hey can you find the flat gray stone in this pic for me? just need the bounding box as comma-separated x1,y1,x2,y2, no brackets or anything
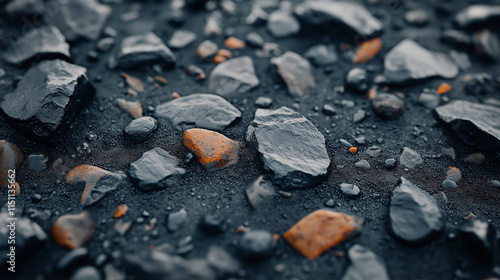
267,10,300,38
341,245,389,280
304,44,338,66
168,30,197,49
271,51,315,96
208,56,260,96
399,147,423,169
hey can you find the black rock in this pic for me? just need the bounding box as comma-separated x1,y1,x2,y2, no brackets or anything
5,0,44,21
440,29,472,47
155,94,241,131
254,97,273,108
0,59,95,139
246,32,264,48
167,209,187,232
208,56,259,96
434,100,500,152
459,218,497,263
294,1,383,37
267,9,300,38
464,73,496,96
108,32,176,69
382,39,458,85
3,25,70,65
473,29,500,61
206,246,241,276
455,5,500,28
49,0,111,41
239,230,274,261
83,171,126,206
246,107,330,190
124,116,158,143
340,183,361,198
404,9,429,26
56,248,89,273
304,44,338,66
121,250,216,280
246,175,275,210
341,244,389,280
271,51,315,96
27,154,48,172
128,148,186,191
186,0,208,9
372,93,404,119
346,68,368,92
389,177,445,244
168,30,197,49
31,194,42,203
70,266,101,280
200,214,227,235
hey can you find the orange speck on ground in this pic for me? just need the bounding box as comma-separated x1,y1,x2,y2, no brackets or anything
117,98,143,118
437,83,452,94
353,38,382,64
154,75,167,84
273,234,280,241
283,210,362,260
217,49,233,58
367,88,377,100
213,55,227,64
348,147,358,154
172,92,182,99
121,73,144,92
183,128,240,171
66,165,112,205
114,204,128,218
224,37,246,49
52,212,94,250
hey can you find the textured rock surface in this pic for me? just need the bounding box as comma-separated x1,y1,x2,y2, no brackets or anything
341,245,390,280
304,44,338,66
399,147,423,169
247,107,330,190
208,56,259,96
271,51,315,96
0,59,95,139
155,94,241,131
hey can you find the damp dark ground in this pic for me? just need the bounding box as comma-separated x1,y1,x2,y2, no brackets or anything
0,0,500,280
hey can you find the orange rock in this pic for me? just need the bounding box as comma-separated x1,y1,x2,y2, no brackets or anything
154,75,167,85
367,87,377,100
283,210,362,259
52,212,94,250
114,204,128,218
348,147,358,154
183,128,240,171
278,190,292,198
0,140,24,194
463,152,485,165
217,49,233,58
66,165,112,205
172,92,182,99
225,37,246,49
446,166,462,183
353,38,382,64
121,73,144,92
437,83,452,94
117,98,143,118
213,55,227,64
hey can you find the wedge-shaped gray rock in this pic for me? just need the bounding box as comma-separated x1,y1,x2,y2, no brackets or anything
341,245,390,280
155,94,241,131
246,175,275,210
399,147,423,169
390,177,445,244
128,148,186,191
83,171,127,206
247,107,330,190
271,51,315,96
209,56,259,96
109,32,176,69
0,59,95,139
383,39,458,85
267,10,300,38
4,25,70,65
455,5,500,28
49,0,111,41
294,1,383,37
434,100,500,152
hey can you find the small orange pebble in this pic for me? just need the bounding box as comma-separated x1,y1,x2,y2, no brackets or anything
367,87,377,100
154,75,167,84
121,73,144,92
52,212,95,250
464,213,477,220
117,98,143,118
348,147,358,154
283,210,362,260
217,49,233,58
462,74,472,82
128,88,138,96
353,38,382,64
273,233,280,241
213,55,227,64
13,182,21,196
145,217,157,231
114,204,128,218
66,165,114,205
278,190,292,198
183,128,240,171
437,83,452,94
236,225,250,233
224,36,246,49
172,92,182,99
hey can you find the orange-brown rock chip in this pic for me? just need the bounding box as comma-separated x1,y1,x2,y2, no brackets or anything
67,165,112,205
0,140,24,194
183,128,239,171
283,210,362,259
353,38,382,64
117,98,143,118
52,212,95,249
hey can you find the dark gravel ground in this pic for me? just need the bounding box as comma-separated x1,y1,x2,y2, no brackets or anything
0,0,499,279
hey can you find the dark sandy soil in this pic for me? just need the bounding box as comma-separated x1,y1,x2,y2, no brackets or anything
0,0,499,279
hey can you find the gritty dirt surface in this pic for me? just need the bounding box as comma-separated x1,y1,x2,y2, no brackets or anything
0,0,500,279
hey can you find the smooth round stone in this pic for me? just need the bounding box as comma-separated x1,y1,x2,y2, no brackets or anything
239,230,274,260
385,158,396,168
124,116,157,143
442,179,457,188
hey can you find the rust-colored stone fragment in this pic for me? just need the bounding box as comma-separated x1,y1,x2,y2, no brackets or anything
0,140,24,194
225,37,246,49
183,128,239,171
349,147,358,154
437,83,452,94
114,204,128,218
446,166,462,183
353,38,382,64
121,73,144,92
67,165,112,205
283,210,362,259
52,212,94,250
214,55,227,64
117,98,143,118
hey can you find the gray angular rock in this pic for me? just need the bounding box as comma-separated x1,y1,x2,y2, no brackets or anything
459,218,497,263
82,171,126,206
353,109,366,123
304,44,338,66
341,245,389,280
124,116,158,143
434,100,500,152
28,154,48,172
399,147,423,169
365,146,381,157
167,209,187,232
247,107,330,190
246,32,264,48
271,51,315,96
267,10,300,38
418,92,440,109
455,5,500,28
354,160,370,170
372,93,404,119
473,29,500,61
3,25,70,65
49,0,111,41
390,177,445,244
206,246,240,276
155,94,241,131
168,30,197,49
239,230,274,261
340,183,361,198
128,148,186,191
488,180,500,188
346,68,368,92
108,32,176,69
246,175,275,210
294,1,383,37
382,39,458,85
0,59,95,139
208,56,260,96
